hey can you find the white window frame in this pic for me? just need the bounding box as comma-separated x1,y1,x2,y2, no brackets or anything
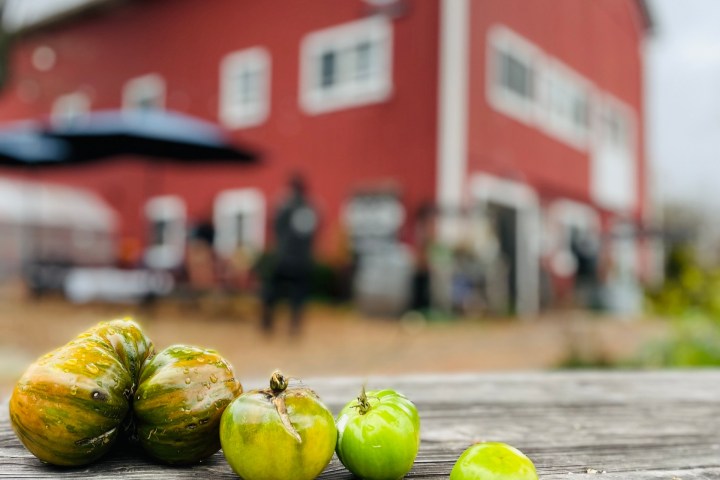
487,24,598,153
590,93,637,212
539,58,592,151
300,16,393,115
486,25,542,125
213,188,265,257
144,195,186,270
123,74,166,112
51,91,90,126
219,47,271,129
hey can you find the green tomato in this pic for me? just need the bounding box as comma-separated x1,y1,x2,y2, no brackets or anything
335,387,420,480
219,371,336,480
450,442,538,480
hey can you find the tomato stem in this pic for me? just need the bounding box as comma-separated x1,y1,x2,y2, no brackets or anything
270,370,288,394
356,385,371,415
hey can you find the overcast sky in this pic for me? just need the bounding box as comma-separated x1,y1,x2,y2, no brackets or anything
647,0,720,209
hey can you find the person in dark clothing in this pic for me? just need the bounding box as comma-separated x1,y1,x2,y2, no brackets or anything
261,174,318,335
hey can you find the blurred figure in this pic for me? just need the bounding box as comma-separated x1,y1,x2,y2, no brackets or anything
261,173,318,335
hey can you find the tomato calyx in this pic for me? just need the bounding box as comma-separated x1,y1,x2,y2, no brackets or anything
352,385,373,415
263,370,302,443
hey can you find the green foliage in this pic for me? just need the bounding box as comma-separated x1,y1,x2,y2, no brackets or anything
634,314,720,367
558,243,720,369
646,244,720,318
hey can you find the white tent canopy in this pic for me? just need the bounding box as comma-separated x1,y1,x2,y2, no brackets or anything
2,0,114,33
0,178,117,231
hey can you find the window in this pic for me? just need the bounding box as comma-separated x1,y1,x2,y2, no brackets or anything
123,74,165,112
51,91,90,126
599,105,630,152
591,95,636,212
300,17,393,114
488,25,597,152
213,189,265,257
219,47,271,129
144,196,185,269
541,60,592,149
486,25,541,123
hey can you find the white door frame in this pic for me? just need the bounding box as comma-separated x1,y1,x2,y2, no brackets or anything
469,173,540,317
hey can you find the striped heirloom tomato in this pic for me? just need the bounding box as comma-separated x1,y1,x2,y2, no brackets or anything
335,388,421,480
9,319,153,466
220,371,337,480
450,442,538,480
133,345,242,464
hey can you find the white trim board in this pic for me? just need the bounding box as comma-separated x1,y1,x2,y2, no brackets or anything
436,0,470,242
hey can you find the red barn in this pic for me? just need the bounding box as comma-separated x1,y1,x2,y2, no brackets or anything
0,0,654,314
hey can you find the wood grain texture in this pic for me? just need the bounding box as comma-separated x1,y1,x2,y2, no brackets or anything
2,371,720,479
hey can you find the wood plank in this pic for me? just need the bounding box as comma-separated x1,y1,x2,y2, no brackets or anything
2,371,720,478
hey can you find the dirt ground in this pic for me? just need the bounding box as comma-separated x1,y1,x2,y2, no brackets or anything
0,295,667,397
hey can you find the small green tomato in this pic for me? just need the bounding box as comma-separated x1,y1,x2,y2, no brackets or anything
335,387,420,480
450,442,538,480
219,371,336,480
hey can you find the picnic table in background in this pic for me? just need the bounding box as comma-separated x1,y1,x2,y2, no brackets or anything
2,371,719,479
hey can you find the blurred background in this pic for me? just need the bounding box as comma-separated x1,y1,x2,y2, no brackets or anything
0,0,716,394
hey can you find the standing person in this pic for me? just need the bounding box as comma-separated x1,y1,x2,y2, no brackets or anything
261,173,318,335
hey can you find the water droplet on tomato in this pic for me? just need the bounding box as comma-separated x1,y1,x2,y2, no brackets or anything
197,357,205,363
196,393,204,402
70,385,78,395
209,374,218,383
183,368,190,374
86,363,99,374
66,358,78,365
185,377,191,385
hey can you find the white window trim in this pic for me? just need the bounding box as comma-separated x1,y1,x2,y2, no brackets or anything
486,24,543,126
300,16,393,115
219,47,271,129
594,92,637,154
539,58,593,151
487,24,603,154
213,188,265,257
144,195,186,270
123,73,166,112
51,91,90,126
590,93,638,213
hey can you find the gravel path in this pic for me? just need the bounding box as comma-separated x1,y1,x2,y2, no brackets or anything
0,296,666,396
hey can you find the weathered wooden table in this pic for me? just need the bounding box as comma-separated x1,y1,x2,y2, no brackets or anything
2,371,719,479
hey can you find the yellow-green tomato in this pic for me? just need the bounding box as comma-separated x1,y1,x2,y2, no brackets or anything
219,371,336,480
335,388,420,480
450,442,538,480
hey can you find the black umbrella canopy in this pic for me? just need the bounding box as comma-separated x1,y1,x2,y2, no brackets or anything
44,109,258,162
